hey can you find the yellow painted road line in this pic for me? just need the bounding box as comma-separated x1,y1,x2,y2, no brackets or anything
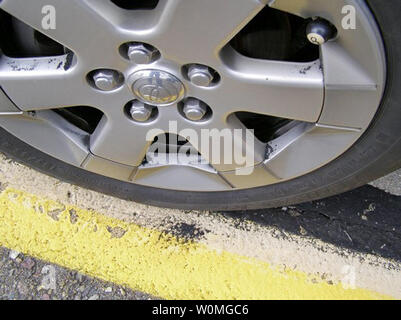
0,188,392,300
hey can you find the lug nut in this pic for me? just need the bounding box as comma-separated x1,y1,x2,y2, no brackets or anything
127,43,159,64
187,65,215,87
182,98,208,121
129,100,154,122
306,18,337,45
92,70,121,91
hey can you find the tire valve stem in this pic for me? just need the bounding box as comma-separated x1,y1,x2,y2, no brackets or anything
306,18,337,45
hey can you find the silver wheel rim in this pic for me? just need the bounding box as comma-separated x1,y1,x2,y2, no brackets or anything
0,0,386,192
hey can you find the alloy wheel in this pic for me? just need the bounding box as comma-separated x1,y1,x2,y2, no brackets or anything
0,0,386,191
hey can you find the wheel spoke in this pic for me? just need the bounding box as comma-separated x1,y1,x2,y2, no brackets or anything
219,163,281,189
209,49,324,122
0,54,135,111
151,0,266,63
0,55,92,110
318,42,383,129
264,123,360,180
173,113,267,172
0,110,89,166
271,0,385,128
220,123,361,188
89,110,161,167
133,165,232,191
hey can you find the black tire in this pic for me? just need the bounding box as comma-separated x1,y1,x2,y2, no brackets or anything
0,0,400,211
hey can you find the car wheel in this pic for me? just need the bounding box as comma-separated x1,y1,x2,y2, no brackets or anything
0,0,400,210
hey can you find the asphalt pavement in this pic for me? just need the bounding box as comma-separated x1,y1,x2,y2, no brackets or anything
0,158,400,299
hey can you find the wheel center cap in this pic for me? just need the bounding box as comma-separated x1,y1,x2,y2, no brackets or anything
128,69,185,106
